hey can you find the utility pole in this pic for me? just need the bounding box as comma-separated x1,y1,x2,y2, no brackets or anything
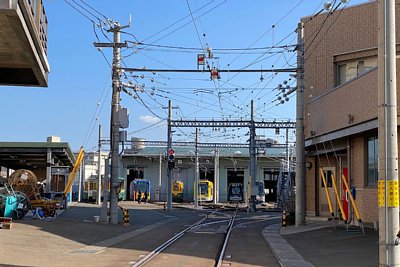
195,128,199,207
249,99,257,211
109,24,122,225
378,1,400,265
295,22,305,226
214,148,219,204
167,100,173,212
97,124,102,206
286,128,290,171
94,22,128,224
158,153,162,202
78,159,83,202
99,156,110,223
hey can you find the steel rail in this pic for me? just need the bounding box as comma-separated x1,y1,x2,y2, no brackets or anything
215,204,239,267
131,210,216,267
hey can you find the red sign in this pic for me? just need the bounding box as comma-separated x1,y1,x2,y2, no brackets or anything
211,68,219,80
197,54,205,65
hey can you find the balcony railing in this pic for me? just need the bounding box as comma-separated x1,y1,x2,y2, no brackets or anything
26,0,48,55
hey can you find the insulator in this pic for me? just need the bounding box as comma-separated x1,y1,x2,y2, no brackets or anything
140,75,144,79
283,93,287,97
285,97,289,102
280,100,285,104
283,80,288,85
324,2,332,11
278,96,282,100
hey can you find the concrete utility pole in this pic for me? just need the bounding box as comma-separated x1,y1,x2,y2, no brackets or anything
214,148,219,204
109,24,122,225
249,99,257,211
195,128,199,207
94,22,128,224
378,1,400,265
99,156,110,223
167,100,173,212
286,128,290,171
78,160,83,202
295,22,305,226
158,153,162,201
97,124,102,206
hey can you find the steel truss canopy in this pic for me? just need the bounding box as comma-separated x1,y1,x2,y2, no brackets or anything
127,140,289,149
171,120,296,129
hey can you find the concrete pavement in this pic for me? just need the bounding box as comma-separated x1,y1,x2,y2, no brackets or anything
263,220,378,267
0,202,379,267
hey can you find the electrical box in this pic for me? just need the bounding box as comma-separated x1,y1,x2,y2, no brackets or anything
119,130,127,142
118,108,129,129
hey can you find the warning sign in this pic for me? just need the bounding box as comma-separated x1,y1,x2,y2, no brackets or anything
378,180,399,207
388,180,399,207
378,180,385,207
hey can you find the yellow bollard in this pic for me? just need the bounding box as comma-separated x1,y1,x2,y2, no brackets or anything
282,210,287,227
122,208,129,226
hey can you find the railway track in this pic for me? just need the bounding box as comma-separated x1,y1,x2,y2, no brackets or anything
131,204,240,267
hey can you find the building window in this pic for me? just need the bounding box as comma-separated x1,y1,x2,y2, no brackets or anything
367,136,379,185
263,169,278,181
320,169,333,188
336,56,377,86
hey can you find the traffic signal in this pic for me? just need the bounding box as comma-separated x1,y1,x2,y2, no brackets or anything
168,149,175,161
168,149,175,169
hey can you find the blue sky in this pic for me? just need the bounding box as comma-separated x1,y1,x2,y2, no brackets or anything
0,0,367,152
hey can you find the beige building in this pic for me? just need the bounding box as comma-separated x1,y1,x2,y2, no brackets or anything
0,0,49,86
301,1,398,226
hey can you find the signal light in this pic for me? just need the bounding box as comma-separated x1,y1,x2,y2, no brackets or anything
168,149,175,161
168,149,175,168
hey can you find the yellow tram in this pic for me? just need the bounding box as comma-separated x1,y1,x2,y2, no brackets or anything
195,180,213,202
172,180,184,202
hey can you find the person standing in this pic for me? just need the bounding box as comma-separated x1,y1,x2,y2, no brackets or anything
137,190,142,204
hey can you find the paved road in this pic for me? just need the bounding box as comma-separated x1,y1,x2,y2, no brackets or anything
0,202,280,267
223,213,281,267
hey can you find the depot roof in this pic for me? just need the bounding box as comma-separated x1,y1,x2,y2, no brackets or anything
0,142,75,171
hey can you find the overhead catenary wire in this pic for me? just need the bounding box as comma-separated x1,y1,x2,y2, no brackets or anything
120,0,318,127
68,0,335,147
140,0,215,43
80,0,111,26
